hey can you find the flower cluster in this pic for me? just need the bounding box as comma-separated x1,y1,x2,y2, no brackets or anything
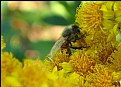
1,1,121,87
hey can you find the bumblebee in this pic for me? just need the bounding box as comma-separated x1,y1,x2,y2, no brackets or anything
49,24,87,59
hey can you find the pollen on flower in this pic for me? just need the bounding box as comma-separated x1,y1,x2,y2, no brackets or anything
50,50,70,71
107,44,121,71
1,52,22,76
87,64,113,87
20,59,48,87
1,1,121,87
85,31,108,51
98,43,116,64
75,2,103,34
71,50,95,76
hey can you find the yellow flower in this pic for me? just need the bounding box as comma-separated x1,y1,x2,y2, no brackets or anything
56,77,75,87
87,64,113,87
1,52,22,87
71,50,95,76
112,71,121,82
100,1,121,42
1,35,6,50
1,52,22,76
50,50,70,71
66,72,84,87
75,1,103,34
98,43,116,64
85,30,108,51
20,59,48,87
2,76,22,87
107,43,121,71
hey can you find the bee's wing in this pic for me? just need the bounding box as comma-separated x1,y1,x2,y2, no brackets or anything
49,36,66,59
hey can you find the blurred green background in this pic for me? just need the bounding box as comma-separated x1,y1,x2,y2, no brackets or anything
1,1,81,61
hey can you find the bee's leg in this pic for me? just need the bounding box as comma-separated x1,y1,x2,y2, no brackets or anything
69,42,88,50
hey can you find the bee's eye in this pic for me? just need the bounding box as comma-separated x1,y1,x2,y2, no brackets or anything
76,29,80,33
73,28,80,34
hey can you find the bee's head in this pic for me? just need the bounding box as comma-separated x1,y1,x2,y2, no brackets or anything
72,24,79,29
62,27,73,37
72,24,80,34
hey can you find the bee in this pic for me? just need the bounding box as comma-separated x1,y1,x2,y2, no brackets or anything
49,24,87,59
112,80,121,87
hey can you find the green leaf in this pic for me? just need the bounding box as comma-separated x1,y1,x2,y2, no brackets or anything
41,14,69,26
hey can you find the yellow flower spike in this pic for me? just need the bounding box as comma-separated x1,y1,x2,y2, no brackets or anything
1,35,6,50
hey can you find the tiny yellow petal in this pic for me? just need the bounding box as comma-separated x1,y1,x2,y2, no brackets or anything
100,5,108,11
112,71,121,81
60,62,73,73
5,76,22,87
103,19,114,29
105,1,114,10
115,17,121,22
103,11,114,19
115,11,121,17
116,32,121,42
113,23,119,35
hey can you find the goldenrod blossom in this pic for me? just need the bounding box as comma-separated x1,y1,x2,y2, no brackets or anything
71,51,95,76
20,59,48,87
1,1,121,87
1,52,22,76
1,52,22,87
107,43,121,71
75,1,103,34
87,64,113,87
50,50,70,71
